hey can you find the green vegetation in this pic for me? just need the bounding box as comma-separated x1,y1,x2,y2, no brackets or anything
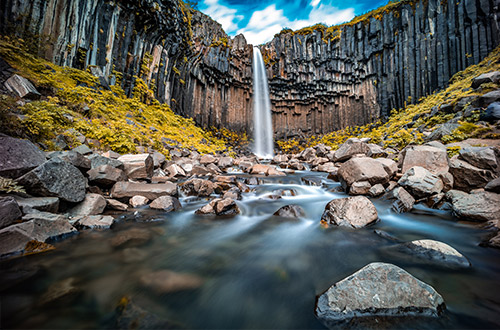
0,36,229,155
210,36,229,48
278,45,500,153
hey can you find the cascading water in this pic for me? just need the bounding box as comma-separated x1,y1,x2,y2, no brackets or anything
252,47,274,159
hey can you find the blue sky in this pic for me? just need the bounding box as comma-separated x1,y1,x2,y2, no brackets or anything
198,0,389,45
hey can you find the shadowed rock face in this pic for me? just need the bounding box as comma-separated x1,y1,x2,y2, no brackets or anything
1,0,499,136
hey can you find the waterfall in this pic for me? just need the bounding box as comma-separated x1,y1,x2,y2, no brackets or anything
252,47,274,159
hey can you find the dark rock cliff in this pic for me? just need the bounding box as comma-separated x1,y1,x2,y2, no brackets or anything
1,0,499,137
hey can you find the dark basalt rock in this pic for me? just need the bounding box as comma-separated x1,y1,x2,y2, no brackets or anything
273,205,305,218
0,135,46,179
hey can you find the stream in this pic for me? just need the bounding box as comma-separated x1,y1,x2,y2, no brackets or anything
1,170,500,329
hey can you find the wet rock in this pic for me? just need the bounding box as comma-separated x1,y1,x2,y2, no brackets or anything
165,164,186,177
398,166,444,199
485,233,500,249
273,205,305,218
200,154,217,165
332,138,370,162
338,157,390,191
69,193,107,216
129,196,149,208
214,175,236,184
180,178,217,197
195,198,240,216
485,177,500,193
18,158,86,203
321,196,378,228
4,74,40,99
472,71,500,88
75,215,115,229
266,166,286,176
0,229,33,257
273,154,289,163
39,277,80,306
449,158,496,192
368,184,385,197
118,154,153,180
107,199,129,211
13,196,59,214
87,154,123,170
0,135,46,179
191,165,217,176
395,239,471,268
115,297,176,329
139,270,203,293
0,196,22,229
4,213,77,243
426,193,446,209
301,176,323,186
318,163,338,173
349,181,371,195
149,196,182,212
315,263,445,325
400,145,449,174
458,147,499,172
446,190,500,222
218,156,234,168
87,165,127,187
248,164,271,174
110,228,152,248
111,182,178,200
389,187,415,213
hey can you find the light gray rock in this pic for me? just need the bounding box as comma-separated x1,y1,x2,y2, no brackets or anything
472,71,500,88
218,156,234,168
398,166,444,198
321,196,378,228
376,158,398,178
5,213,77,242
458,147,499,172
200,154,216,165
315,263,445,324
0,135,46,179
111,182,178,200
149,196,182,212
389,187,415,213
338,157,390,191
449,158,496,192
75,215,115,229
4,74,40,99
87,165,126,187
106,199,128,211
349,181,372,195
165,164,186,177
447,190,500,222
69,193,107,216
0,196,22,229
118,154,154,180
152,152,166,168
273,205,305,218
49,150,91,171
72,144,92,155
333,138,370,162
395,239,471,268
17,158,86,203
129,196,149,208
368,184,385,197
400,145,449,174
87,154,123,170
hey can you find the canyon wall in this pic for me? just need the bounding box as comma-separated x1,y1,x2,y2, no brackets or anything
1,0,500,138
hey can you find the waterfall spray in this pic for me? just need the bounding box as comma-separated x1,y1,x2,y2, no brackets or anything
252,47,274,159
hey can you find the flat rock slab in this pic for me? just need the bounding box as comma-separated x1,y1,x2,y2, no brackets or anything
13,196,59,214
0,135,46,179
447,190,500,222
69,194,107,216
401,145,449,174
75,215,115,229
392,239,471,268
111,182,178,200
321,196,378,228
18,158,86,203
315,263,445,325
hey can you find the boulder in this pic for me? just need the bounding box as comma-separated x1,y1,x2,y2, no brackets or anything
472,71,500,88
4,74,40,99
458,147,499,172
13,196,59,214
118,154,153,180
218,157,234,168
111,182,178,200
376,158,398,178
223,187,241,200
389,187,415,213
195,198,240,216
3,213,77,242
165,164,186,177
446,190,500,222
480,102,500,122
200,154,216,165
87,165,126,187
349,181,371,195
395,239,471,268
149,196,182,212
69,194,107,216
449,158,496,192
72,145,92,155
180,178,217,197
102,150,121,159
367,144,387,158
321,196,378,228
400,145,449,174
273,154,289,163
106,199,128,211
315,263,445,325
338,157,390,191
0,196,22,229
0,135,46,179
273,205,305,218
191,165,217,176
318,163,338,173
18,158,86,203
368,184,385,197
139,270,203,294
75,215,115,229
333,138,370,162
152,152,166,168
398,166,443,198
426,123,459,141
87,154,123,169
129,196,149,208
485,177,500,193
478,89,500,107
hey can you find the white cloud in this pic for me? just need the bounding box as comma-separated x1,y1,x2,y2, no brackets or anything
202,0,243,32
236,3,355,45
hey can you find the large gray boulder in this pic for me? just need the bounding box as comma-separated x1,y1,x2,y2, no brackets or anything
0,196,22,229
458,147,499,172
400,145,449,174
0,135,46,179
111,182,178,200
87,154,123,170
3,212,77,242
447,190,500,222
315,263,445,325
449,158,496,192
87,165,127,187
398,166,443,198
117,154,153,180
17,158,86,203
333,138,370,162
48,150,91,172
338,157,390,192
321,196,378,228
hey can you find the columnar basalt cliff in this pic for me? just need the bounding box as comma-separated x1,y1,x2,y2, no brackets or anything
1,0,499,137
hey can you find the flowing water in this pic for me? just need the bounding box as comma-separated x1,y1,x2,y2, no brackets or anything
252,47,274,159
1,171,500,329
